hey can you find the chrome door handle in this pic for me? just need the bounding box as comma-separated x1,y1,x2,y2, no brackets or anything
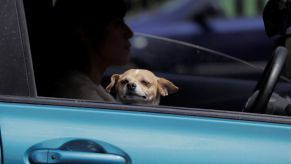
29,149,126,164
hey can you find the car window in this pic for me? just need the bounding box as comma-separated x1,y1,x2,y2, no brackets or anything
102,33,291,111
129,33,262,80
21,0,291,116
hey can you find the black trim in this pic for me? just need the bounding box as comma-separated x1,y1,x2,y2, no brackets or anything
0,95,291,125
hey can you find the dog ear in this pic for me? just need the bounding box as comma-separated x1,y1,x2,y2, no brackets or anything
106,74,120,93
157,78,179,96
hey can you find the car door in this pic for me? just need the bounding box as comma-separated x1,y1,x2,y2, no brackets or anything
1,97,291,164
1,0,291,163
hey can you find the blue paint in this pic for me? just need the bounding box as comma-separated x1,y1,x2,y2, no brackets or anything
0,102,291,163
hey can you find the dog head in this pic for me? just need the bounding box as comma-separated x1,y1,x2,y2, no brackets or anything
106,69,178,105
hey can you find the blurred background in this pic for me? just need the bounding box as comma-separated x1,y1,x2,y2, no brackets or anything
125,0,267,17
124,0,274,65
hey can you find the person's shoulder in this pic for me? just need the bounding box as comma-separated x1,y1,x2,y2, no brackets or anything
53,70,94,98
54,71,117,102
65,71,91,84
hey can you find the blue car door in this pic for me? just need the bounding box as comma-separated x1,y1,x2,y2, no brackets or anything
1,98,291,164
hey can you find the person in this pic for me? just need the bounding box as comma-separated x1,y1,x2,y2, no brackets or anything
45,0,133,102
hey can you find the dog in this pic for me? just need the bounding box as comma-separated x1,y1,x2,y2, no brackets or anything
106,69,178,105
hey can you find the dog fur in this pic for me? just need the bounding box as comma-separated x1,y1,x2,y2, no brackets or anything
106,69,178,105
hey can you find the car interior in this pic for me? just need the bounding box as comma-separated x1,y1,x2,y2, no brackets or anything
23,0,291,115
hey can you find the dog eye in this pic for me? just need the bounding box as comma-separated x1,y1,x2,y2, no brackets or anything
120,79,129,85
141,80,150,86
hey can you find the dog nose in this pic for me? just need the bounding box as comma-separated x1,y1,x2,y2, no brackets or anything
127,83,136,90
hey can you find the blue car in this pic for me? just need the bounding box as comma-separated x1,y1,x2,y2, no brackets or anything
1,0,291,163
127,0,274,62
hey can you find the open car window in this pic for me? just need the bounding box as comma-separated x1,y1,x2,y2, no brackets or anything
129,33,263,79
102,33,291,111
20,0,291,116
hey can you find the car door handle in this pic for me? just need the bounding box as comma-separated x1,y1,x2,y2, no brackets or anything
29,149,126,164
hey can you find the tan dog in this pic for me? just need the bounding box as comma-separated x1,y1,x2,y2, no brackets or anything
106,69,178,105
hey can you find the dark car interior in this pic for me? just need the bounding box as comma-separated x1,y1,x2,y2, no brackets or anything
23,0,54,96
23,0,291,114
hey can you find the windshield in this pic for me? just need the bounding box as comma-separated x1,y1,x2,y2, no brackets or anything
130,33,264,80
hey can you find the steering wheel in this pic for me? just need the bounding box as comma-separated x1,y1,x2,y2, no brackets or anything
244,46,287,113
